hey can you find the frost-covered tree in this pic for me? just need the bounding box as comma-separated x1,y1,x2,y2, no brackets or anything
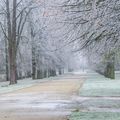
0,0,38,84
62,0,120,79
0,0,88,84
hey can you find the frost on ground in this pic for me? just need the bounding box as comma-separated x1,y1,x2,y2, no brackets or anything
0,73,84,120
80,71,120,96
70,112,120,120
0,76,63,94
0,78,38,94
70,71,120,120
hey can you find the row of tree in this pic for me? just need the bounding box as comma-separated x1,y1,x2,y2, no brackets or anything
1,0,119,84
61,0,120,79
0,0,77,84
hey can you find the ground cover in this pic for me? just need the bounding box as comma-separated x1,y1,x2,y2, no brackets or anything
70,71,120,120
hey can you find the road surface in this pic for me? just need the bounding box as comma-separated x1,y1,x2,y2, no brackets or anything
0,74,84,120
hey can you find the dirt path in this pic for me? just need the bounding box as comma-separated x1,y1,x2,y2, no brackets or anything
0,74,84,120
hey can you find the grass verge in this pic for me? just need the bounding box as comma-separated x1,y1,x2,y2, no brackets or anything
70,112,120,120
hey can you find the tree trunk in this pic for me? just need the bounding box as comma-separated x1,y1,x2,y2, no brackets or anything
37,70,43,79
9,45,17,84
44,70,47,78
104,62,115,79
104,53,115,79
30,18,37,80
59,68,62,75
32,41,37,79
9,0,17,84
53,69,56,76
4,15,9,81
6,0,17,84
5,39,9,81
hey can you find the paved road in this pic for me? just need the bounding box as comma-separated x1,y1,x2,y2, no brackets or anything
0,74,84,120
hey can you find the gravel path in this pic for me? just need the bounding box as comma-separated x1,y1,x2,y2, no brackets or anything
0,74,84,120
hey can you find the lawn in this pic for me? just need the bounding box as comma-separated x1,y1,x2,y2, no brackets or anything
70,71,120,120
70,112,120,120
80,71,120,96
0,76,60,94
